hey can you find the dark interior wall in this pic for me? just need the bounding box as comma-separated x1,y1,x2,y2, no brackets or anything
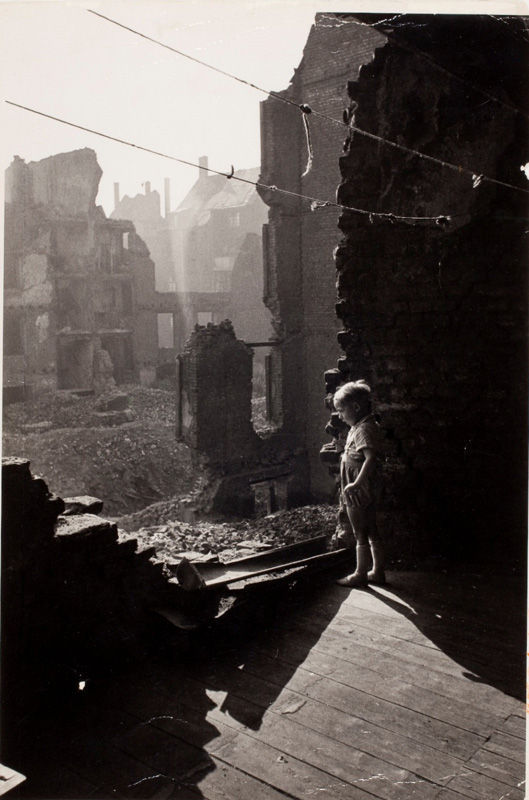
332,15,528,565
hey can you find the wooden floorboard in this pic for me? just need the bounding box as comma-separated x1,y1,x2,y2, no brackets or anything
9,570,526,799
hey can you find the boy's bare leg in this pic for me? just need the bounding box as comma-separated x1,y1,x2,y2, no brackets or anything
367,510,386,584
336,507,370,587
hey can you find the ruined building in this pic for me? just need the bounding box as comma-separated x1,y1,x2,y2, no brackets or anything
330,14,527,563
258,15,387,500
4,149,173,399
112,159,273,358
111,180,173,292
260,13,528,563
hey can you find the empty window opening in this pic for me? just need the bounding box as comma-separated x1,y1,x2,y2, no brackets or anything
250,345,281,435
251,476,289,517
157,313,174,348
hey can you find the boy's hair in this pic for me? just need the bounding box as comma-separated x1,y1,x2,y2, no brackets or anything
334,379,372,413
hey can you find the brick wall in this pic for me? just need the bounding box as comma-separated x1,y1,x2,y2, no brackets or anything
328,15,528,564
259,14,385,499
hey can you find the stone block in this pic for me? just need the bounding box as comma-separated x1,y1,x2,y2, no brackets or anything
54,514,118,545
62,496,104,515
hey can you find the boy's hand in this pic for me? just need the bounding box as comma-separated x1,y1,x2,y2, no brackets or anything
344,480,362,504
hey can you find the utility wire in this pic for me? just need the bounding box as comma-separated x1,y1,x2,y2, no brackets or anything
5,100,455,225
87,10,301,111
88,9,529,197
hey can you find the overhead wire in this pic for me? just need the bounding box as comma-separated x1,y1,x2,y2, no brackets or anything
5,100,456,225
88,9,529,197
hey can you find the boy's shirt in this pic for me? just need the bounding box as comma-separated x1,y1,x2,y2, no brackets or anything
343,413,380,463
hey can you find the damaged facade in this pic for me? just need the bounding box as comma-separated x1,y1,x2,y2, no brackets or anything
3,149,172,398
176,321,309,516
323,14,528,563
258,15,386,500
259,13,527,562
112,159,273,357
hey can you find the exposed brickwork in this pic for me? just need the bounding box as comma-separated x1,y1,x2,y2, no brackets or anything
326,15,528,563
259,14,386,499
176,322,312,515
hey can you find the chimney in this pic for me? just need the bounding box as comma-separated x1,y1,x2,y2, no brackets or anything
198,156,208,180
164,178,171,217
145,181,151,195
113,182,120,209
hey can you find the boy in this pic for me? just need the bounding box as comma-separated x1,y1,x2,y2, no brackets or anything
333,379,385,587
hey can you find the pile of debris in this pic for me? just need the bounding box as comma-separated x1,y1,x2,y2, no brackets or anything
2,386,194,515
119,504,338,564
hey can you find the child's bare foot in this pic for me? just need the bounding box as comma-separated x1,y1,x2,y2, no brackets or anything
336,572,368,588
367,569,386,585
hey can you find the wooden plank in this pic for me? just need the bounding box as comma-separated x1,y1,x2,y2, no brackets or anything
100,664,468,789
191,653,486,761
340,591,524,657
466,746,526,786
343,577,525,642
254,631,521,717
444,769,526,800
210,715,449,800
239,645,505,737
499,714,526,739
482,731,526,764
277,613,523,695
194,666,468,784
119,718,376,800
376,573,524,628
293,601,523,680
285,668,484,760
121,668,475,800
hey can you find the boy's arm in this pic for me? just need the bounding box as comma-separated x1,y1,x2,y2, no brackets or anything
344,447,376,501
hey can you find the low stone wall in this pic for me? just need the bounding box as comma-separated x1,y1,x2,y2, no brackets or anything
1,457,176,746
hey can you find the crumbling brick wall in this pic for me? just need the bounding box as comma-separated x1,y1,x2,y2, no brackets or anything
327,15,528,564
176,322,311,515
258,14,386,500
177,320,259,468
1,457,174,759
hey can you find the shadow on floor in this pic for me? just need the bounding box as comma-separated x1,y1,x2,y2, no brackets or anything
368,569,526,701
8,574,349,799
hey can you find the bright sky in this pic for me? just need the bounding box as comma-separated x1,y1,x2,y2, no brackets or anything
1,0,528,215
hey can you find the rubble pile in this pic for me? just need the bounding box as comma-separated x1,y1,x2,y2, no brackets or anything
120,505,338,564
2,386,194,515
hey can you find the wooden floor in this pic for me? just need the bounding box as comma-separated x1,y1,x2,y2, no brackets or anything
11,570,526,799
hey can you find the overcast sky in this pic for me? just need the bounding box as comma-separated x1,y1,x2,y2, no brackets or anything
1,0,527,216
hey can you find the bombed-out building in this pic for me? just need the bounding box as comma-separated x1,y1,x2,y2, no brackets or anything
261,13,528,563
3,149,170,399
114,160,273,357
258,15,387,499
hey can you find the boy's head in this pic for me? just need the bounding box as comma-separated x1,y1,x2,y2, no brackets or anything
333,379,372,424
